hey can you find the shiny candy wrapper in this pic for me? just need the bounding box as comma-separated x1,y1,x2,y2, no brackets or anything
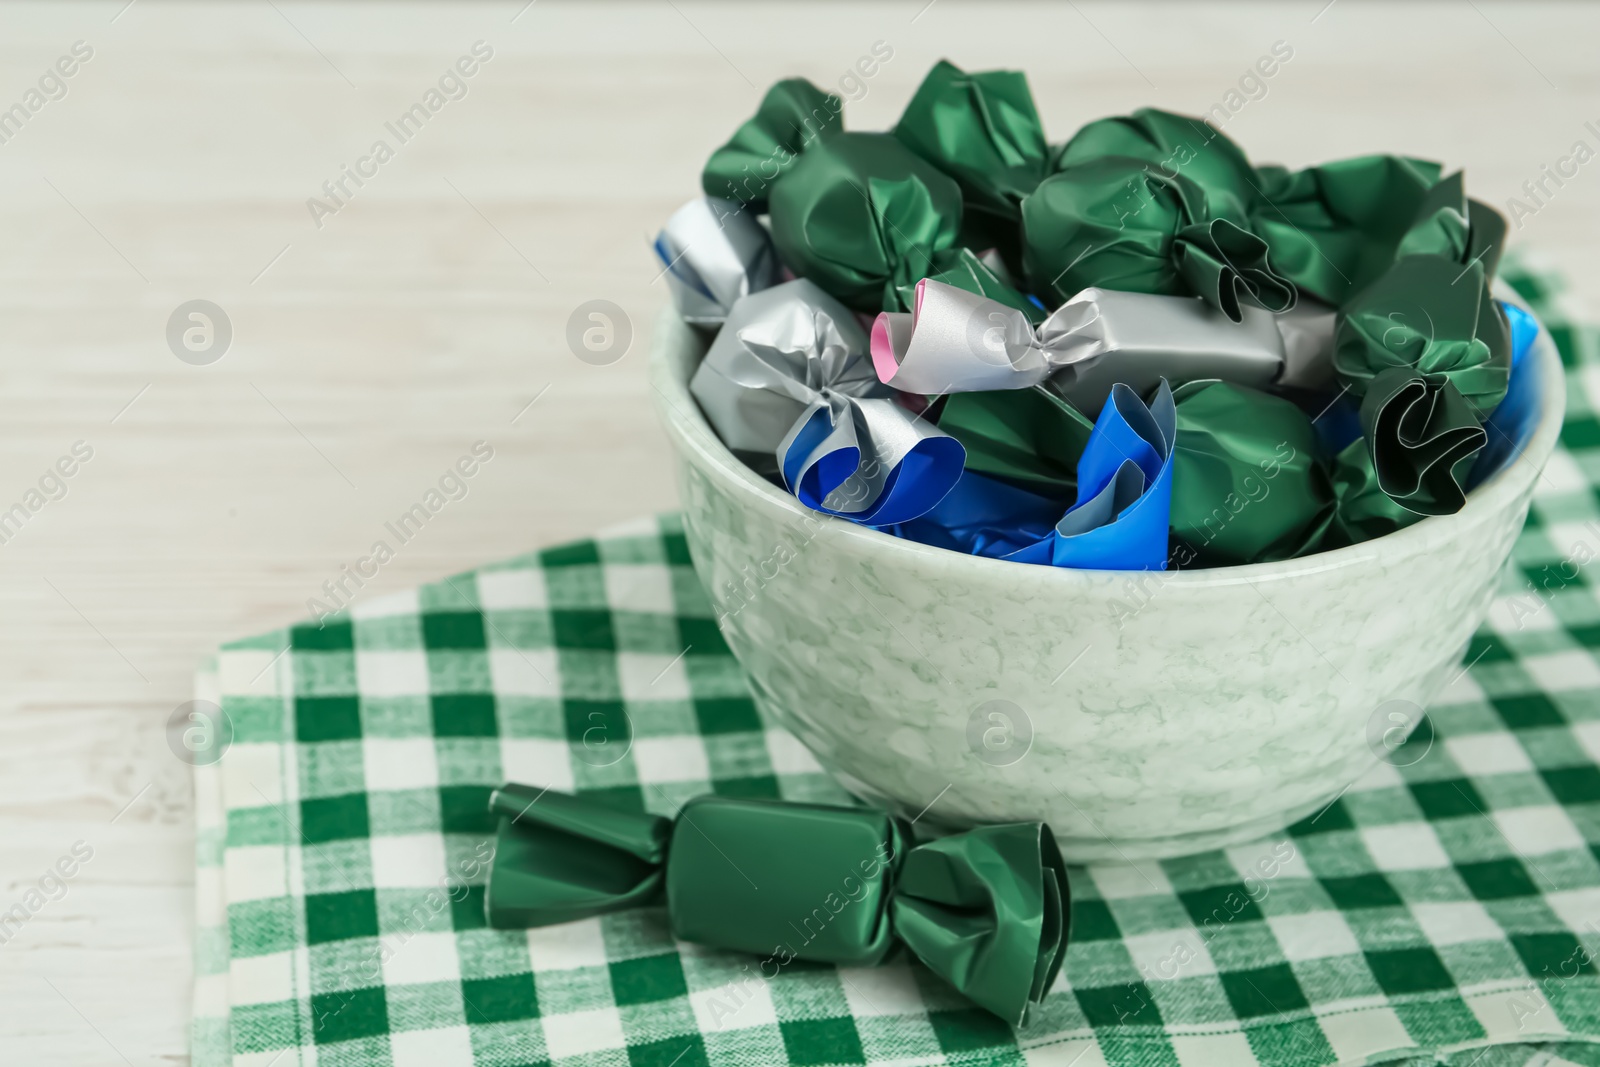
768,131,964,313
899,381,1177,570
689,278,964,525
1362,367,1486,517
484,785,1069,1026
1335,225,1511,419
653,197,781,327
1333,183,1512,519
1329,298,1540,544
1250,154,1443,307
936,386,1094,501
1169,381,1334,566
1021,155,1295,322
892,59,1051,222
1275,296,1340,393
871,278,1313,416
702,78,843,211
1052,107,1259,220
893,246,1046,325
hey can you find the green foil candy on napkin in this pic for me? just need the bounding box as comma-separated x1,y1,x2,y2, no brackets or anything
703,78,843,211
768,131,963,312
1022,156,1294,321
1168,381,1334,566
485,784,1069,1026
1250,154,1443,306
892,59,1050,221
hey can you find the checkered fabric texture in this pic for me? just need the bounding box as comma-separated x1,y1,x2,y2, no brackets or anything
191,260,1600,1067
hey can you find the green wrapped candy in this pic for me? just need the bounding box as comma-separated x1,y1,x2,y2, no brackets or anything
895,246,1047,325
1022,156,1294,321
1333,255,1511,417
1330,180,1508,522
1053,108,1258,218
1467,198,1509,282
1394,170,1470,262
1168,381,1334,566
486,785,1069,1026
893,59,1051,220
1249,155,1443,306
768,131,978,312
1394,170,1508,281
936,386,1095,500
1355,366,1487,517
702,79,843,211
1324,436,1425,547
1398,173,1510,367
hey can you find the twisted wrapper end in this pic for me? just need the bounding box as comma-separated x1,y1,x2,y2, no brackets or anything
654,197,781,327
1334,255,1511,419
701,78,843,212
690,279,964,526
870,278,1068,396
891,59,1051,220
1172,215,1297,324
485,784,670,929
893,823,1070,1027
1046,380,1177,569
1359,367,1487,517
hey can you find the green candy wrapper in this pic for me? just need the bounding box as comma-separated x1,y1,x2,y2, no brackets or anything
1325,436,1426,546
1394,170,1508,281
1334,254,1511,418
768,131,1035,314
485,785,1069,1026
936,386,1095,500
1329,172,1511,522
702,79,843,211
1466,198,1509,282
893,59,1051,221
769,131,960,311
1395,170,1470,262
1249,154,1443,306
1356,367,1488,517
1022,156,1294,321
1052,107,1258,218
1168,381,1334,566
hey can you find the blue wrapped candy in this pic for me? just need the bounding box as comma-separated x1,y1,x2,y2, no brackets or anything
894,381,1176,570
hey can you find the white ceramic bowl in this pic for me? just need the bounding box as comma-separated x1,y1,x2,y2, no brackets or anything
649,287,1564,861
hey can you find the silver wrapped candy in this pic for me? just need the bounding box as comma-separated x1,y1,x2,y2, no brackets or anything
689,279,964,525
871,278,1335,415
654,197,781,327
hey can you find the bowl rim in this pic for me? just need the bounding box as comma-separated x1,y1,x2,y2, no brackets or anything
648,282,1566,589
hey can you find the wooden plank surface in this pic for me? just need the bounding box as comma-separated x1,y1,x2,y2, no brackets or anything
1,1,1598,1061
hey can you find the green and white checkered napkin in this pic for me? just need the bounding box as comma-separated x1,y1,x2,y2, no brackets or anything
192,261,1600,1067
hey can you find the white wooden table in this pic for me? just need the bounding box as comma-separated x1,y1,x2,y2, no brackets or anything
2,1,1598,1061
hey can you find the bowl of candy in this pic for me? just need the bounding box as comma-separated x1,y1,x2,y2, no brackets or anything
648,62,1562,860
